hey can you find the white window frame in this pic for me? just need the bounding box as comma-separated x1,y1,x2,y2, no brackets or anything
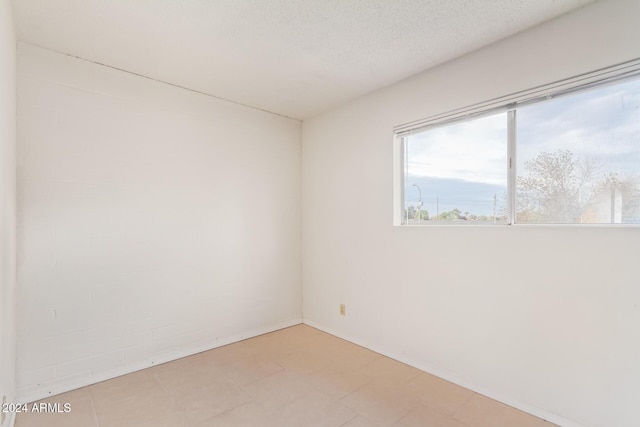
393,58,640,226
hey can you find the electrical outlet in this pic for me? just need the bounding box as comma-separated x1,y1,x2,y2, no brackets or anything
340,304,346,316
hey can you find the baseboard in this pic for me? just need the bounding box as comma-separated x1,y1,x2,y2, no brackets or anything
18,316,302,404
302,319,586,427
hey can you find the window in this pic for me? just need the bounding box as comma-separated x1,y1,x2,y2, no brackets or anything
516,78,640,224
404,112,508,224
395,60,640,225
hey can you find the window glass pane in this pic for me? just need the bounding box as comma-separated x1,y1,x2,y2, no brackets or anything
405,112,507,224
516,77,640,224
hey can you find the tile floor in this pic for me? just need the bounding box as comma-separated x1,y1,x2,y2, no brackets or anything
15,324,557,427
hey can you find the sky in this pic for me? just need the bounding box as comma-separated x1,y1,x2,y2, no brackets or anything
405,76,640,217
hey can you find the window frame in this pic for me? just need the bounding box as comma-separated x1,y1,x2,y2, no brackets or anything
393,58,640,226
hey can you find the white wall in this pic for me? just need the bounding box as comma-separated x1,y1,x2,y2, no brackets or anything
302,1,640,426
0,0,16,425
16,44,302,402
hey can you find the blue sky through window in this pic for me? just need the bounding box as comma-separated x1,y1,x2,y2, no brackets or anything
404,76,640,223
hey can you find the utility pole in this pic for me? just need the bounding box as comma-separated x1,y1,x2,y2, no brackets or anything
493,193,497,224
412,184,422,223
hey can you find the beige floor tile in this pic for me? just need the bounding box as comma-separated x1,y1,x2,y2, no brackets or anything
241,325,322,359
89,369,163,406
241,334,300,359
453,394,548,427
272,324,324,341
325,345,382,373
193,401,278,427
175,378,251,424
15,387,97,427
148,352,212,375
196,341,282,382
153,359,226,396
241,369,316,411
341,384,416,427
293,331,356,357
403,372,475,415
340,415,381,427
270,390,356,427
94,388,187,427
15,325,552,427
396,405,465,427
308,365,371,399
197,341,260,367
275,349,334,375
220,353,284,386
357,356,422,389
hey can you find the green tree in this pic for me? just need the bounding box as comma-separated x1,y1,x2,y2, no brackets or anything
438,208,461,220
517,149,602,222
406,205,429,221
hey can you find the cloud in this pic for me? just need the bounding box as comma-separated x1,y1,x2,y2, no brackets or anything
407,112,507,186
517,77,640,176
405,77,640,190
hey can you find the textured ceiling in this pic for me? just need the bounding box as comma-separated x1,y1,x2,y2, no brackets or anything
12,0,594,119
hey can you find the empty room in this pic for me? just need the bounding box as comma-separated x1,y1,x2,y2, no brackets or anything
1,0,639,426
